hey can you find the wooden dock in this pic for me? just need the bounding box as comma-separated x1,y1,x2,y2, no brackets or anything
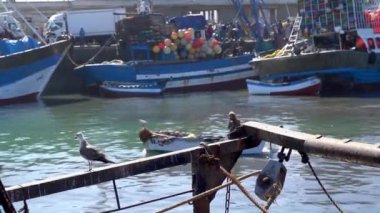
4,121,380,212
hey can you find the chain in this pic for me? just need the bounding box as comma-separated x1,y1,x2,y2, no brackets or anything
225,177,231,213
299,151,344,213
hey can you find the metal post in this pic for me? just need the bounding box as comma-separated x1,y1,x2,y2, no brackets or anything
112,179,120,210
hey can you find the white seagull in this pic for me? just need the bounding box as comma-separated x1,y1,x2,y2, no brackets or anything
139,119,147,127
75,132,114,171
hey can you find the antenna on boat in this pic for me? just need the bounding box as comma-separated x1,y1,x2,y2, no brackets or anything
285,0,291,19
137,0,152,15
25,0,48,22
1,1,47,44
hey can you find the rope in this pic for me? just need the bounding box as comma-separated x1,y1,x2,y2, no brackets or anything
102,190,193,213
264,182,282,211
219,166,268,213
68,35,117,68
156,170,261,213
307,161,344,213
299,152,344,213
66,51,81,67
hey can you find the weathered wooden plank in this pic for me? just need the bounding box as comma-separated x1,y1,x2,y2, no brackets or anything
6,137,258,203
244,121,380,166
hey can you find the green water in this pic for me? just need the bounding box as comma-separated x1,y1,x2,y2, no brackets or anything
1,91,380,212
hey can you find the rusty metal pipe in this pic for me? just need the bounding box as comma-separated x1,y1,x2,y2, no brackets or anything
244,121,380,167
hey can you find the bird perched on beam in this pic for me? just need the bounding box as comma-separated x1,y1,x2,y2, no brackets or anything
75,132,114,171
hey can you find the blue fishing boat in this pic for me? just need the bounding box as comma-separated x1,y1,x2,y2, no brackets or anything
76,54,255,94
0,36,72,105
74,12,259,96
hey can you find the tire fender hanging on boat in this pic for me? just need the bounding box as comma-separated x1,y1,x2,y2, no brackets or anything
368,51,376,64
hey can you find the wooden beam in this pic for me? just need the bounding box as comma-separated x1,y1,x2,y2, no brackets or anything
191,146,244,212
6,137,258,203
243,121,380,167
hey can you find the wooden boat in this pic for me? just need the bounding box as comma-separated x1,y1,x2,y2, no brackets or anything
139,128,265,155
99,81,165,98
246,76,321,96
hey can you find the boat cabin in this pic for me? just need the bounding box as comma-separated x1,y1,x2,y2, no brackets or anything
298,0,380,53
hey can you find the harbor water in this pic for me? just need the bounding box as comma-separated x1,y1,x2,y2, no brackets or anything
1,91,380,212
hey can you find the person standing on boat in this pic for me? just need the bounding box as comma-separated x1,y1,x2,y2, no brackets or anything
227,111,241,139
79,27,85,46
206,24,214,40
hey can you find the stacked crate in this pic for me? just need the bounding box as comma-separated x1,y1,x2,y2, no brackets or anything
298,0,375,34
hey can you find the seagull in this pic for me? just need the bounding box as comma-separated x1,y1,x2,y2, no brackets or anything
139,119,147,127
75,132,114,171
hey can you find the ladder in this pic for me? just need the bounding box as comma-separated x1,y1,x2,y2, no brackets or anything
281,15,303,54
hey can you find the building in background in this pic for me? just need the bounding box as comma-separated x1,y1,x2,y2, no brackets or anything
3,0,297,35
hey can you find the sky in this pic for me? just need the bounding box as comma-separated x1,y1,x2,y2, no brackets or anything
7,0,71,2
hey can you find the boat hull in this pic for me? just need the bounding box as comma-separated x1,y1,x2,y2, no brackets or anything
76,54,256,95
250,50,380,95
99,81,164,98
144,137,266,155
0,39,72,105
246,77,321,96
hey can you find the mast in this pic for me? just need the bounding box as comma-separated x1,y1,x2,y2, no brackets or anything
2,0,47,44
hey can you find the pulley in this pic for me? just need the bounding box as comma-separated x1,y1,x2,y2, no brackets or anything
255,160,287,201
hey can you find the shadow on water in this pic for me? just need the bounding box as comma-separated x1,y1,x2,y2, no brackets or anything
41,95,91,107
321,90,380,98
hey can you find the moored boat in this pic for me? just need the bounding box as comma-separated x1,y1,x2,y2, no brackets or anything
77,54,256,94
246,76,321,96
75,13,259,96
99,80,165,98
0,37,72,105
249,0,380,95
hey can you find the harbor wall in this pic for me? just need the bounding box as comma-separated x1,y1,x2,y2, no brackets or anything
43,46,121,95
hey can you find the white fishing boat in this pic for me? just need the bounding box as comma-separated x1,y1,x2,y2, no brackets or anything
99,81,165,98
139,128,266,155
246,76,321,96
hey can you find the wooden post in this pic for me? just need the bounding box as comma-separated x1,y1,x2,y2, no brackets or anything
192,151,241,213
192,136,261,212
